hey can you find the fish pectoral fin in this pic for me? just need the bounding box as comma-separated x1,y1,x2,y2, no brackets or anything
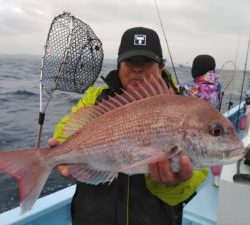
68,165,118,185
120,152,168,174
167,145,181,156
121,146,183,174
165,146,183,173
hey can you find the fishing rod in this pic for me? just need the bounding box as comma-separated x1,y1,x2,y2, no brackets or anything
218,31,243,114
154,0,179,84
232,26,250,184
235,27,250,128
218,60,237,112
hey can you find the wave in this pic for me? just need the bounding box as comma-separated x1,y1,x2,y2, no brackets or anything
4,90,38,97
0,75,22,80
0,97,9,102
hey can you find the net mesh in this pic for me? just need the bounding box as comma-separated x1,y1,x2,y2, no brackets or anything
41,12,103,95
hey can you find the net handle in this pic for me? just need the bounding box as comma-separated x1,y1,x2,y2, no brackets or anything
35,13,73,148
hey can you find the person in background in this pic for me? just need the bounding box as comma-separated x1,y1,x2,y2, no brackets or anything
181,54,221,110
49,27,209,225
180,54,222,186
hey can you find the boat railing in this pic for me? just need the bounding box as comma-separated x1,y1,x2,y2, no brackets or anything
0,185,75,225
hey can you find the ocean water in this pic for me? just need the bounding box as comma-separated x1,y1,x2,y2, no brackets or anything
0,55,249,213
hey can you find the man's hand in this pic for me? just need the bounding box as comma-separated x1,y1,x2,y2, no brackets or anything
148,155,193,185
48,138,71,178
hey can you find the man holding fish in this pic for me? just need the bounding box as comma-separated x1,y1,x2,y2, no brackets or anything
49,27,240,225
0,27,245,225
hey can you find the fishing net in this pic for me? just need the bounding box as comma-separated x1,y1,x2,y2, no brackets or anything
36,12,103,147
41,12,103,95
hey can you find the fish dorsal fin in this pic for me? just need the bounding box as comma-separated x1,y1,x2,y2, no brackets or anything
63,76,174,137
63,106,102,137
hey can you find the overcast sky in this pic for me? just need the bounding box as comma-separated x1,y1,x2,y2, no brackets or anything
0,0,250,69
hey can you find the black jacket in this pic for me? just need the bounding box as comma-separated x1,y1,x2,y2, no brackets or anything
71,70,176,225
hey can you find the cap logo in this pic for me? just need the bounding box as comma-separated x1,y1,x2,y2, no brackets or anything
134,34,146,46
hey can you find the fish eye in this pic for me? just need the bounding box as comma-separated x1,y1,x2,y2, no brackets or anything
208,121,224,136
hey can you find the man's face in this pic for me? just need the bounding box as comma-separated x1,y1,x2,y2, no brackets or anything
118,56,162,90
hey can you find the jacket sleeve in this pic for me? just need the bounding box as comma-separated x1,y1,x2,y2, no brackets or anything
145,168,209,206
53,86,107,142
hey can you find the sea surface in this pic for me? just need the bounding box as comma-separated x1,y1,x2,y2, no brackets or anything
0,54,249,213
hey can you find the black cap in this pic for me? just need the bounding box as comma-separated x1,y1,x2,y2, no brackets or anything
191,55,216,78
117,27,163,63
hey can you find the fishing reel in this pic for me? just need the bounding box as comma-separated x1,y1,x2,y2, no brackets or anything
245,97,250,106
245,89,250,105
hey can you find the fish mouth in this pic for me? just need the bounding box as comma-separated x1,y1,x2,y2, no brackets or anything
209,147,246,163
194,148,246,168
192,147,246,168
222,148,246,161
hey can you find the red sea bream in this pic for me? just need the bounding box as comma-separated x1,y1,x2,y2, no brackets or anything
0,77,245,213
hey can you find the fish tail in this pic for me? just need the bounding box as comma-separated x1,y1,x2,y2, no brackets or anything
0,148,51,214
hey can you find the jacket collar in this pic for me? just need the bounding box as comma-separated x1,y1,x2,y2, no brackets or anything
101,70,123,93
